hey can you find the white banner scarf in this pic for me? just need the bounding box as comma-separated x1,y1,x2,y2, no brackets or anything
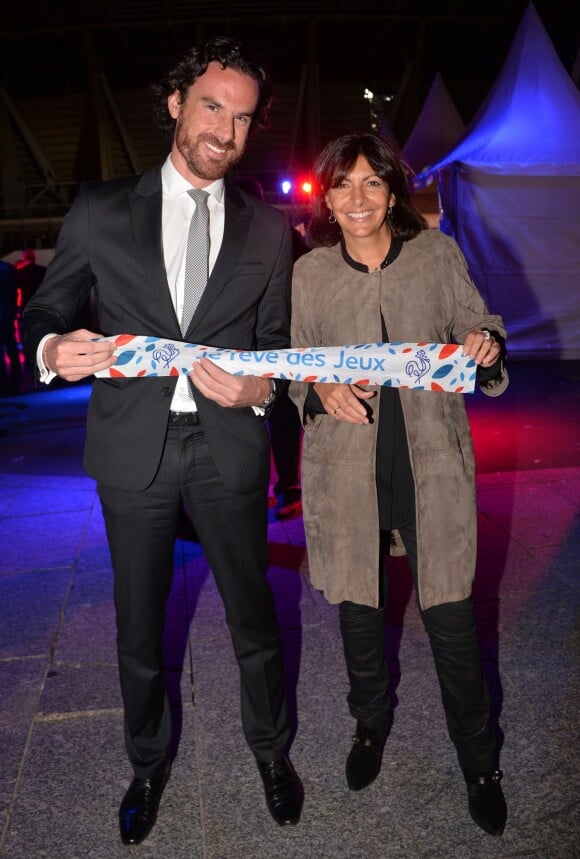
94,335,477,393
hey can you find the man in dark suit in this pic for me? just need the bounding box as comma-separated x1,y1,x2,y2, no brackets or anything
23,37,303,845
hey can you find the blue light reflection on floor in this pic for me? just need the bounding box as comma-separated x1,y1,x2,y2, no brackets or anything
0,384,93,478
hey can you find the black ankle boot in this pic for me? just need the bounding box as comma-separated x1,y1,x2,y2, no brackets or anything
464,769,507,836
346,715,390,791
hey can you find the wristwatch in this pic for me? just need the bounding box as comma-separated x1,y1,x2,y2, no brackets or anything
257,379,276,409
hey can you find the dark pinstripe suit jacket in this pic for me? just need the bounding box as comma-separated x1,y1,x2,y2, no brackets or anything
23,166,293,494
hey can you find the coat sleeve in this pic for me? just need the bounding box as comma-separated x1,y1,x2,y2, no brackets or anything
22,185,95,365
445,237,509,398
289,256,326,429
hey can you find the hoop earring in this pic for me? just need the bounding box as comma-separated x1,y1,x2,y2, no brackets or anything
328,210,336,224
387,206,393,216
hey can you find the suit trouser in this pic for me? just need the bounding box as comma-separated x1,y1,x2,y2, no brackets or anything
267,390,303,495
339,521,496,774
98,422,290,779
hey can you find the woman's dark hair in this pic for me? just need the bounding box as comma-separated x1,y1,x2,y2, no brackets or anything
308,133,426,247
152,36,272,136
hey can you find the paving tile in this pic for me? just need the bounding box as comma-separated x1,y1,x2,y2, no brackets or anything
477,482,578,549
551,727,580,767
501,644,579,732
0,510,91,573
0,473,94,492
75,503,114,572
476,466,580,488
1,714,126,859
0,485,16,516
181,556,229,644
532,543,580,591
51,567,117,665
2,486,95,518
0,568,72,659
1,708,202,859
271,515,307,547
546,475,580,507
0,659,46,835
268,565,325,631
479,692,580,859
376,662,579,858
38,663,122,715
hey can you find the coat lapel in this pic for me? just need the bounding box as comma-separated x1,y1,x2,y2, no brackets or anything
129,167,182,338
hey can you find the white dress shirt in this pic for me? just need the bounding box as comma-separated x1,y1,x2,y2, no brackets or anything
161,156,225,412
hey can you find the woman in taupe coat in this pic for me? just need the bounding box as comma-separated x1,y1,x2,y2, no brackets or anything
290,133,509,837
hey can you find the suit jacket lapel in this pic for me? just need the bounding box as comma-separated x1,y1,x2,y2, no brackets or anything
184,182,253,337
129,167,182,338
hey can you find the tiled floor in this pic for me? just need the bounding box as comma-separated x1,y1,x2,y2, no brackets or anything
0,366,578,858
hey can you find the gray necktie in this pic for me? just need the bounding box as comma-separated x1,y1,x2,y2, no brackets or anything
181,188,210,335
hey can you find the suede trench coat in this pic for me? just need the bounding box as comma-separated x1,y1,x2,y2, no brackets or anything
290,229,508,611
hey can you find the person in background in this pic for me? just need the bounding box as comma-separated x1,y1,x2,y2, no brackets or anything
290,132,509,837
15,249,47,369
234,174,306,519
0,258,21,395
23,36,304,846
16,248,47,310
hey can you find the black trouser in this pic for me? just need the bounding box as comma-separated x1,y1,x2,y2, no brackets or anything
267,390,302,496
99,423,291,778
339,521,496,774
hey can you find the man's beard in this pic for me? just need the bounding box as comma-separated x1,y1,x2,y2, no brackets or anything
175,126,242,181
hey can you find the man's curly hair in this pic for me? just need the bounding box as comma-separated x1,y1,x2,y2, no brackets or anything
151,36,272,137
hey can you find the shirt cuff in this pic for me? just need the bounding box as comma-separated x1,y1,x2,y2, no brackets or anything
37,334,59,384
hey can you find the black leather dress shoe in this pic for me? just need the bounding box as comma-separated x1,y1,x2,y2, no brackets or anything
346,715,390,791
119,763,171,845
464,769,507,836
257,756,304,826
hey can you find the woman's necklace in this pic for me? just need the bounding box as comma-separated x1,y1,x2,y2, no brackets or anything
341,233,402,273
364,244,392,272
349,233,392,272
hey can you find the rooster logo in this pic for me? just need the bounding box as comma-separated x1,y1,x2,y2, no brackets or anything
152,343,180,370
405,349,431,383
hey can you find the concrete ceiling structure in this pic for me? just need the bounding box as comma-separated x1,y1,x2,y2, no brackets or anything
0,1,576,251
2,3,575,100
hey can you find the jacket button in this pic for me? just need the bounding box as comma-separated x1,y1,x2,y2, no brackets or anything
161,387,171,397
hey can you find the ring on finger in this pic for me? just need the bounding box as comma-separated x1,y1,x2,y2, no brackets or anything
482,329,492,341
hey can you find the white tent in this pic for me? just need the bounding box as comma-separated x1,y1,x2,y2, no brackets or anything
401,72,465,174
402,73,466,227
416,3,580,358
